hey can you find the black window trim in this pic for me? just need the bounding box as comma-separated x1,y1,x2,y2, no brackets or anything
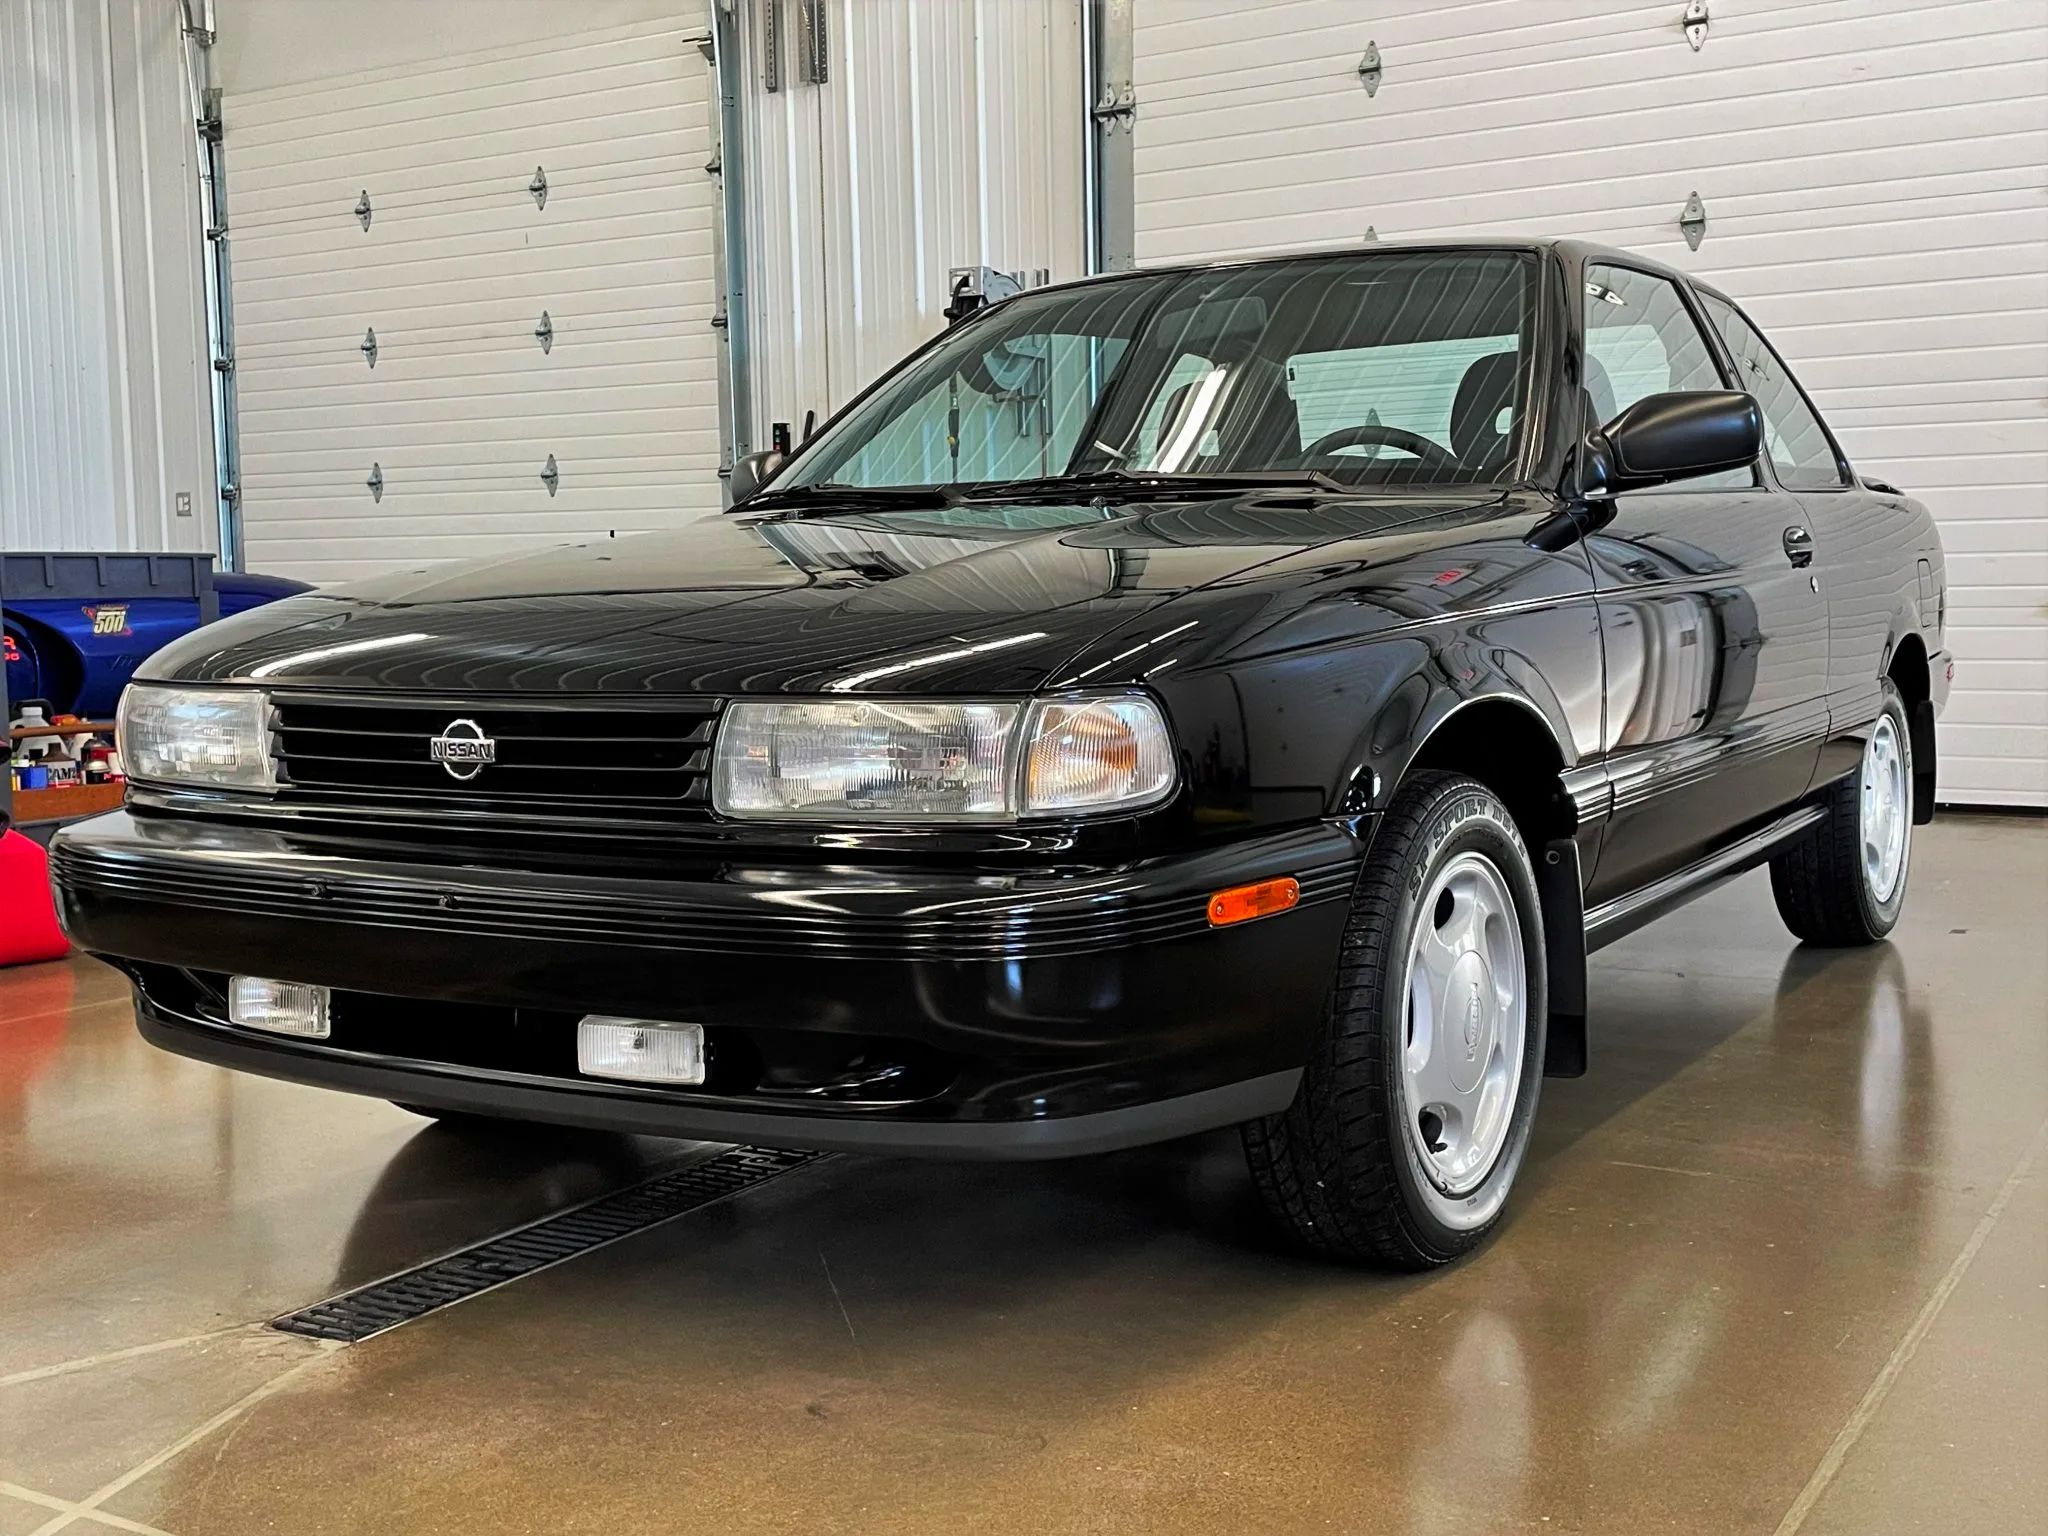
1692,285,1855,494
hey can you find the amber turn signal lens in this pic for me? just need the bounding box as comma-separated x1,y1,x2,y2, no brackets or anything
1206,877,1301,927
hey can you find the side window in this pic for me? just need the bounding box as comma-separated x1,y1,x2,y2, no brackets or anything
1700,295,1848,490
1584,264,1752,489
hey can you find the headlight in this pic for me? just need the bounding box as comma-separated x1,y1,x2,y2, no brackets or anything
712,694,1176,821
117,685,275,792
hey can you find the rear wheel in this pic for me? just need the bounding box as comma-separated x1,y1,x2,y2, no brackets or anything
1771,678,1913,946
1243,771,1547,1268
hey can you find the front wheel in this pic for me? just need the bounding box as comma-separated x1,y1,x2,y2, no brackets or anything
1770,678,1913,946
1243,771,1547,1268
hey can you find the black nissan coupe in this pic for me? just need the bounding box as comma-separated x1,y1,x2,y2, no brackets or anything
52,239,1949,1268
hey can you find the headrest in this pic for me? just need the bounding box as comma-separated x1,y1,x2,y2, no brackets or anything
1450,351,1521,462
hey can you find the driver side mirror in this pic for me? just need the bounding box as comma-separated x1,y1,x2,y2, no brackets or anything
1581,390,1761,498
727,448,787,507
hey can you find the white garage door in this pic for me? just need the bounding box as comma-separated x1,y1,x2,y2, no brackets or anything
1133,0,2048,807
224,16,722,585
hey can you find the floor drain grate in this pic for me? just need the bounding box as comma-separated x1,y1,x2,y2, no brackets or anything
273,1145,828,1343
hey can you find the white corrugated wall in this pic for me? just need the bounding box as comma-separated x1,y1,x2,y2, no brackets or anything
1131,0,2048,807
0,0,216,556
743,0,1088,439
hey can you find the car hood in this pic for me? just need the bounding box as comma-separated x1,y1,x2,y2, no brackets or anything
144,490,1506,696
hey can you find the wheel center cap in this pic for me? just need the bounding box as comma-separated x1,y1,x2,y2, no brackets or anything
1446,952,1492,1094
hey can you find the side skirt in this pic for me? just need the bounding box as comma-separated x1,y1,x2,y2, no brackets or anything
1584,803,1827,953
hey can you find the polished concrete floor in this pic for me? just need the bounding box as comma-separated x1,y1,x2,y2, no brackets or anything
2,815,2043,1536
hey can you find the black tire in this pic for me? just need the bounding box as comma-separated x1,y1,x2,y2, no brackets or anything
1770,678,1913,947
1243,771,1548,1269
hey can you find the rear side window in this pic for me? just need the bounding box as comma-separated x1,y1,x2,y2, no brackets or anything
1584,263,1751,489
1700,295,1849,490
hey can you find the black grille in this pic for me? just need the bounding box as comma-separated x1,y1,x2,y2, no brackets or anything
271,694,721,824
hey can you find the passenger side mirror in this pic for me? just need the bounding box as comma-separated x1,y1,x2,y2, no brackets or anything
727,448,787,507
1581,390,1762,497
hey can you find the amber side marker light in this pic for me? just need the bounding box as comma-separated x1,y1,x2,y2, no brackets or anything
1207,877,1301,927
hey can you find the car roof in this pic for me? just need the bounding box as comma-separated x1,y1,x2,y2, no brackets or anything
1023,236,1709,300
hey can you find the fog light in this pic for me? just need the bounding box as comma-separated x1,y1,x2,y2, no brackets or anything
577,1018,706,1085
228,976,331,1038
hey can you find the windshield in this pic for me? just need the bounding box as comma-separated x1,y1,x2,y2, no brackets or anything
779,249,1538,494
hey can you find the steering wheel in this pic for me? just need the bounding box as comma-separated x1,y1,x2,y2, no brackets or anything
1298,423,1462,475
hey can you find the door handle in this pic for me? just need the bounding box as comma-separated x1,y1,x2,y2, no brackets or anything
1782,526,1815,568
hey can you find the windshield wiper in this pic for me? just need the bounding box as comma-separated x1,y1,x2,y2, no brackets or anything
967,468,1350,499
740,482,960,514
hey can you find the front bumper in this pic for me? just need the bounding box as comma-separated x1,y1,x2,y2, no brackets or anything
51,811,1364,1158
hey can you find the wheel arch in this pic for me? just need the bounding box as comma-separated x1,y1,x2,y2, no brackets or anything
1354,686,1591,1079
1369,689,1579,842
1883,628,1937,824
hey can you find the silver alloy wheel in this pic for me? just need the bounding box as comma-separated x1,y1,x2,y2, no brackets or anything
1399,851,1528,1227
1860,713,1909,903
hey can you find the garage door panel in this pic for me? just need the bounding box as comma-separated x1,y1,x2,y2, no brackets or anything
243,488,716,526
1138,0,1976,85
238,356,719,411
1945,659,2048,702
232,97,708,195
1797,343,2043,396
242,450,710,485
1929,517,2048,558
1939,723,2048,762
227,14,722,586
238,411,720,466
1826,376,2046,413
1734,270,2048,332
1949,549,2048,589
1949,625,2048,663
1939,759,2047,806
238,388,720,441
231,126,712,232
1140,94,2044,234
1833,402,2048,437
1141,39,2036,169
1838,422,2048,464
234,241,717,322
234,284,719,357
1138,128,2048,253
231,64,701,174
1136,0,2048,804
236,200,711,283
227,19,703,130
238,335,723,398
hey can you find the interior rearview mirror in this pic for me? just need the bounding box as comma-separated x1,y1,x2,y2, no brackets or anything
727,448,787,507
1582,390,1762,497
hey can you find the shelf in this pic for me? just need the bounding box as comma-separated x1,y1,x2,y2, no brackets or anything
9,720,115,743
8,781,126,826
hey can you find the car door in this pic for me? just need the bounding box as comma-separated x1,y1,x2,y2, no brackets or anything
1578,261,1831,905
1697,292,1891,792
